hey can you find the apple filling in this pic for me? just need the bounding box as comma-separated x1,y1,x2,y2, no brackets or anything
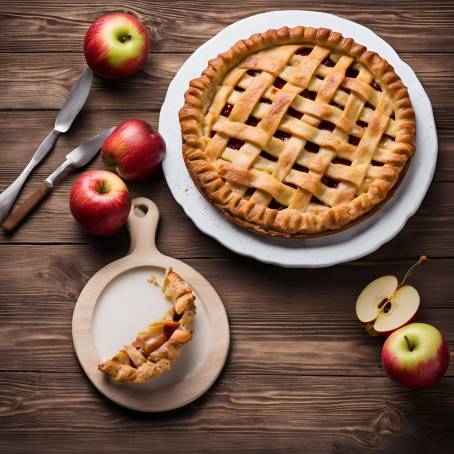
134,321,180,358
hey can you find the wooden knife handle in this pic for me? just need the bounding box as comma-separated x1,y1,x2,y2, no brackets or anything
2,181,52,232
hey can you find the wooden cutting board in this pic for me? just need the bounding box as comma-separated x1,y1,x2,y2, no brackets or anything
72,197,230,411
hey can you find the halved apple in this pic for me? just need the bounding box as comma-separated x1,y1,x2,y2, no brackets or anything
355,257,427,336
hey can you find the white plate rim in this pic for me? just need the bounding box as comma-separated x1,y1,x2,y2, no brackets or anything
159,10,437,268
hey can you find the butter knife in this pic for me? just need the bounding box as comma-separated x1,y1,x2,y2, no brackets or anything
0,67,93,223
2,127,115,232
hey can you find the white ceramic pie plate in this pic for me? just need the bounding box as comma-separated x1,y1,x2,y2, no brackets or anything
160,10,437,268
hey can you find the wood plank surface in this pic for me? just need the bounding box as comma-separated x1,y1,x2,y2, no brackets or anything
0,372,453,453
3,175,454,259
1,1,454,453
0,53,452,117
0,110,453,257
1,1,453,53
1,247,454,376
0,110,452,183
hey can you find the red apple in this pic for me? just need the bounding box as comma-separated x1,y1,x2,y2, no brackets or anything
381,323,450,388
84,13,150,79
69,170,131,236
101,119,166,181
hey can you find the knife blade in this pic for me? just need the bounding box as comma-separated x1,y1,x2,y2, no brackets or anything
2,127,114,232
54,67,93,133
46,127,116,186
0,67,93,223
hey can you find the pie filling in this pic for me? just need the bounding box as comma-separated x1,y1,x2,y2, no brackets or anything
133,320,180,358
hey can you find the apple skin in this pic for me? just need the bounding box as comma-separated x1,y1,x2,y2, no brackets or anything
101,119,166,181
84,13,150,79
381,323,450,389
364,314,418,337
356,275,420,337
69,170,131,236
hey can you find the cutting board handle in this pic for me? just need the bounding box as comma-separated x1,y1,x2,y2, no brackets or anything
127,197,160,256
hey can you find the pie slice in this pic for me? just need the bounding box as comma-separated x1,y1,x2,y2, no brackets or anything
179,26,416,238
98,268,196,384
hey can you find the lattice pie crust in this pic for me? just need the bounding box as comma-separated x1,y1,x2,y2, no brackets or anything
179,26,415,238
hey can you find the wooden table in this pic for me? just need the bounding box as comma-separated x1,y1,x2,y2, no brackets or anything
1,1,453,452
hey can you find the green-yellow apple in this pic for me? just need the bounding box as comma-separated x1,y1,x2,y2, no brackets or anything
101,119,166,181
69,170,131,235
356,257,426,335
84,13,150,79
381,323,450,388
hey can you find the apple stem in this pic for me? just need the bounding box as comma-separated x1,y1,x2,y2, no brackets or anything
96,180,110,195
400,255,428,287
404,335,414,351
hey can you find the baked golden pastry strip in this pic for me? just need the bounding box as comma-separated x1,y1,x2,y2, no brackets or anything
98,268,196,384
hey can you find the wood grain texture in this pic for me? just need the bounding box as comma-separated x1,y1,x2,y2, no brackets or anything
1,1,454,452
0,372,453,453
0,427,453,454
2,181,52,232
0,110,453,253
1,246,453,376
0,110,451,183
0,53,452,119
2,171,454,260
0,0,453,53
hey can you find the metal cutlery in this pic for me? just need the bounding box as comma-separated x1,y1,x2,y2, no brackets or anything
2,127,115,232
0,67,93,223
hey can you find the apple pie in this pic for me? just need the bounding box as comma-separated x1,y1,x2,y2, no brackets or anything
98,268,196,384
179,26,415,238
